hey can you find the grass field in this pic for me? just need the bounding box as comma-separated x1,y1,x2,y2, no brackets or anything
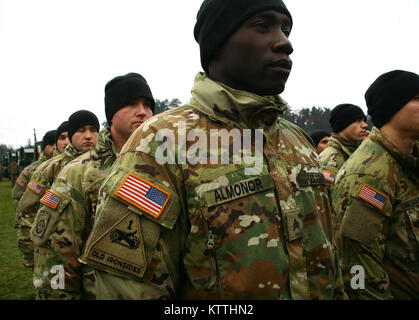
0,180,36,300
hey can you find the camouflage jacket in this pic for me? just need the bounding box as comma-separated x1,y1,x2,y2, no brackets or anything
30,127,119,299
83,73,345,300
332,127,419,300
18,143,82,220
319,134,359,184
12,152,51,209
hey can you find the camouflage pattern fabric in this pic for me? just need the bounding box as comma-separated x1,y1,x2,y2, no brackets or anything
12,152,52,267
319,134,359,186
29,127,119,299
83,73,346,300
332,127,419,300
12,142,83,299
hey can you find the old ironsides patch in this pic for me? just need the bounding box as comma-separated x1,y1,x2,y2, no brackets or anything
87,212,146,278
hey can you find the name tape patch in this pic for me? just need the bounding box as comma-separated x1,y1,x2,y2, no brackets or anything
40,190,61,209
322,170,336,183
358,184,388,210
16,178,26,187
28,180,43,195
115,173,170,220
204,175,274,207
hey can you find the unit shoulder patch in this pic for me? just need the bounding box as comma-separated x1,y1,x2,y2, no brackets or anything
86,212,146,278
358,184,388,211
114,173,170,220
28,180,43,194
40,190,61,209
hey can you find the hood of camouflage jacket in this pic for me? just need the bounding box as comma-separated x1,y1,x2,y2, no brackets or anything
95,126,120,157
189,72,289,130
369,127,419,176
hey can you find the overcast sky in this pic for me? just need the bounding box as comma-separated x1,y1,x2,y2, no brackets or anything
0,0,418,148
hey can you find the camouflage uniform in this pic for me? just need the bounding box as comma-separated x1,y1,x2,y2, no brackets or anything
83,73,345,300
8,162,20,187
30,127,119,299
12,151,52,267
332,127,419,299
319,134,359,185
14,142,83,298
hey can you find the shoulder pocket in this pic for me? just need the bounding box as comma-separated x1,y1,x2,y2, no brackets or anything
341,197,386,246
30,192,71,246
84,171,180,281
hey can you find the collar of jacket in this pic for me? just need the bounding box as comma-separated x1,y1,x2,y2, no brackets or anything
95,126,120,157
64,141,85,159
369,127,419,173
189,72,289,129
39,151,51,162
329,133,359,155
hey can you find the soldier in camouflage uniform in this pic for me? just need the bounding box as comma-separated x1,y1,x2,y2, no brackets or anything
82,0,345,300
15,110,99,298
8,161,20,187
319,104,368,185
30,73,155,299
12,129,58,268
332,70,419,299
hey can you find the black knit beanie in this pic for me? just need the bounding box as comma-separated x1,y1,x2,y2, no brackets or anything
55,121,69,143
41,130,57,150
365,70,419,128
105,73,155,123
194,0,293,74
310,131,330,147
68,110,100,142
329,104,366,133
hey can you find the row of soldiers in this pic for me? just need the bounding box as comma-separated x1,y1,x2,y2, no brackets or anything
10,0,418,300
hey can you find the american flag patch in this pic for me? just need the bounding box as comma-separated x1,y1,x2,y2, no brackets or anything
358,185,388,210
16,178,26,187
28,180,43,195
40,190,61,209
115,173,170,219
323,170,336,183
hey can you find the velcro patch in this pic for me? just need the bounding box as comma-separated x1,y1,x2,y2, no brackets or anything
40,190,61,209
297,172,326,187
322,170,336,183
358,184,388,211
87,212,146,278
28,180,43,195
115,173,170,220
16,178,26,187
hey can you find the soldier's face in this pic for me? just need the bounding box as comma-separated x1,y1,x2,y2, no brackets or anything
71,125,98,152
56,131,69,153
340,119,369,143
111,97,153,142
209,10,293,96
43,144,56,157
316,136,330,154
389,94,419,138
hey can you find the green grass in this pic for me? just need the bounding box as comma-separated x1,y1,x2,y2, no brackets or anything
0,180,36,299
